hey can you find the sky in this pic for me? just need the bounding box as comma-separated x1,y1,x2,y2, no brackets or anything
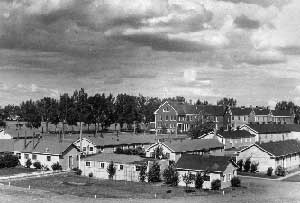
0,0,300,108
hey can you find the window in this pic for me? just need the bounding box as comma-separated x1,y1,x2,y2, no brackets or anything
160,116,163,121
136,165,141,171
32,154,37,160
166,115,168,121
89,147,94,152
228,174,232,181
150,152,154,158
232,116,234,120
166,153,170,159
83,147,86,151
16,153,21,159
86,161,91,167
24,154,29,159
100,162,105,168
120,165,123,170
244,116,247,121
238,116,240,120
203,175,210,181
222,174,226,182
47,156,51,162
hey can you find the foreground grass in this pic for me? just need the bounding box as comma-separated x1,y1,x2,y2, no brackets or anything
238,171,280,179
3,173,223,199
0,167,37,176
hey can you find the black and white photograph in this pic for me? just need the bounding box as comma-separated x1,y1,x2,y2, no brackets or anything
0,0,300,202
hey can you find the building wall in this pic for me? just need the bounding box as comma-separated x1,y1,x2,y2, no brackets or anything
14,151,60,170
200,133,225,145
145,143,176,161
275,154,300,170
231,115,249,129
73,139,98,155
155,102,178,133
221,164,238,189
236,146,275,173
272,116,294,124
290,132,300,141
224,137,255,149
81,160,142,182
60,147,79,170
258,132,290,143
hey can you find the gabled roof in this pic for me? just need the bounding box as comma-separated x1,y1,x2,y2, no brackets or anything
271,110,293,117
218,130,255,139
231,107,252,116
176,154,236,172
253,108,271,116
247,123,290,134
200,105,228,116
162,139,224,153
168,101,199,115
82,153,146,164
258,140,300,157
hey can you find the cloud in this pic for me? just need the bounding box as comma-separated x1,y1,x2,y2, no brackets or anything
234,15,260,29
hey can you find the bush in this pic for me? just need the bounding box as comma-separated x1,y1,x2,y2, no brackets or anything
25,159,32,168
231,177,241,187
182,172,195,190
88,172,93,178
51,162,62,171
275,165,287,176
195,172,204,189
0,154,19,168
211,179,221,190
237,159,243,171
72,167,82,175
148,161,161,182
267,167,273,176
162,164,179,186
139,164,147,182
114,147,123,154
33,161,42,169
243,158,251,172
250,162,259,173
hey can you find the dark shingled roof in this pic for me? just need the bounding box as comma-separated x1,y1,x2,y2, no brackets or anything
271,110,293,117
231,107,252,116
258,140,300,156
253,108,270,115
248,124,290,134
176,154,234,172
218,130,255,139
162,139,224,153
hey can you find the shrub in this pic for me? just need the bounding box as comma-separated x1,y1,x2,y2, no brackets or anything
88,172,93,178
250,162,259,173
275,165,287,176
162,164,179,186
148,161,161,182
0,120,6,127
0,154,19,168
231,176,241,187
139,164,147,182
195,172,204,189
211,179,221,190
33,161,42,169
182,172,195,190
25,159,32,168
237,159,243,172
267,167,273,176
243,158,251,172
51,162,62,171
72,167,82,175
114,147,123,154
107,161,116,180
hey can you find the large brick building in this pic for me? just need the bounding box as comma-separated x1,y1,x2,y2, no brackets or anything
153,101,231,134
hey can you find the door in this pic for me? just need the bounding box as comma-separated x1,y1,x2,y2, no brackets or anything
68,156,73,169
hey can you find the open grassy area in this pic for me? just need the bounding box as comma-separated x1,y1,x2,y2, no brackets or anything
0,167,37,176
282,174,300,182
238,171,280,179
3,173,220,199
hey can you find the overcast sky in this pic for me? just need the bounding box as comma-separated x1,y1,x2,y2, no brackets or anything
0,0,300,108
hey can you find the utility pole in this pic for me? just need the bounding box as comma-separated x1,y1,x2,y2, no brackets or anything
78,121,82,170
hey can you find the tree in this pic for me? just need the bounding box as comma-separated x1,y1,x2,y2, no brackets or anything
148,161,161,182
107,161,116,180
188,118,215,139
195,99,209,105
51,162,62,171
217,97,237,107
267,167,273,176
162,164,179,186
195,172,204,189
250,162,259,173
33,161,42,169
237,159,243,172
20,100,41,128
243,158,251,172
139,164,147,182
182,172,194,190
36,97,56,133
231,177,241,187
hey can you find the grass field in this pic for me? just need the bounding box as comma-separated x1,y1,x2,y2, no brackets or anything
282,174,300,182
4,173,220,199
238,171,280,179
0,167,37,176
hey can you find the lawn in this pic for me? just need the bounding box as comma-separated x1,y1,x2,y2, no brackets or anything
0,167,37,176
238,171,280,179
3,173,224,199
282,174,300,182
